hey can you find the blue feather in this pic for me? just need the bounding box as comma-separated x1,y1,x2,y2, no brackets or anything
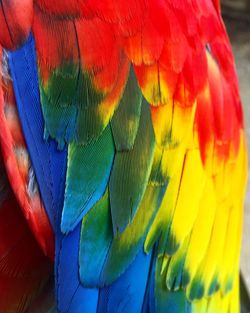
98,249,152,313
9,35,100,313
56,225,99,313
8,35,67,231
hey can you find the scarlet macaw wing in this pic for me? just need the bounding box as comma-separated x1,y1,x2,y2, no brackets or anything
3,0,248,312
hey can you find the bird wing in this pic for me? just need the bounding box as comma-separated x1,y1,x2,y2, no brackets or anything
0,0,248,312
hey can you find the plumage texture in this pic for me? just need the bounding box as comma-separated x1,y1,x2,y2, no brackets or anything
0,48,54,258
0,0,248,312
0,0,33,49
0,134,52,313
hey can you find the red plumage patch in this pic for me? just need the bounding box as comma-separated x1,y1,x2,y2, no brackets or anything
32,6,78,83
0,157,52,313
0,0,33,50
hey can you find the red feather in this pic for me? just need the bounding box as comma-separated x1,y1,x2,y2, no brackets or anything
0,157,52,313
0,0,33,50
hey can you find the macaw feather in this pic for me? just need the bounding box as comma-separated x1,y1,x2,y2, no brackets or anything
1,1,248,312
111,66,143,151
97,249,152,313
79,190,112,287
0,154,52,313
61,125,115,233
0,47,54,259
0,0,33,50
109,100,155,235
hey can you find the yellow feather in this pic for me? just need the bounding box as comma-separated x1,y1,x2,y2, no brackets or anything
165,234,191,290
187,198,230,298
228,274,240,313
192,298,208,313
145,157,184,252
184,177,216,286
168,149,206,252
207,292,223,313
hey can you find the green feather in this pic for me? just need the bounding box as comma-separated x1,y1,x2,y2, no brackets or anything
79,190,112,287
39,62,105,145
154,257,191,313
42,62,103,108
109,100,156,234
208,276,220,296
187,275,205,301
111,67,142,151
149,147,170,186
166,235,190,291
100,184,166,285
61,125,115,233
